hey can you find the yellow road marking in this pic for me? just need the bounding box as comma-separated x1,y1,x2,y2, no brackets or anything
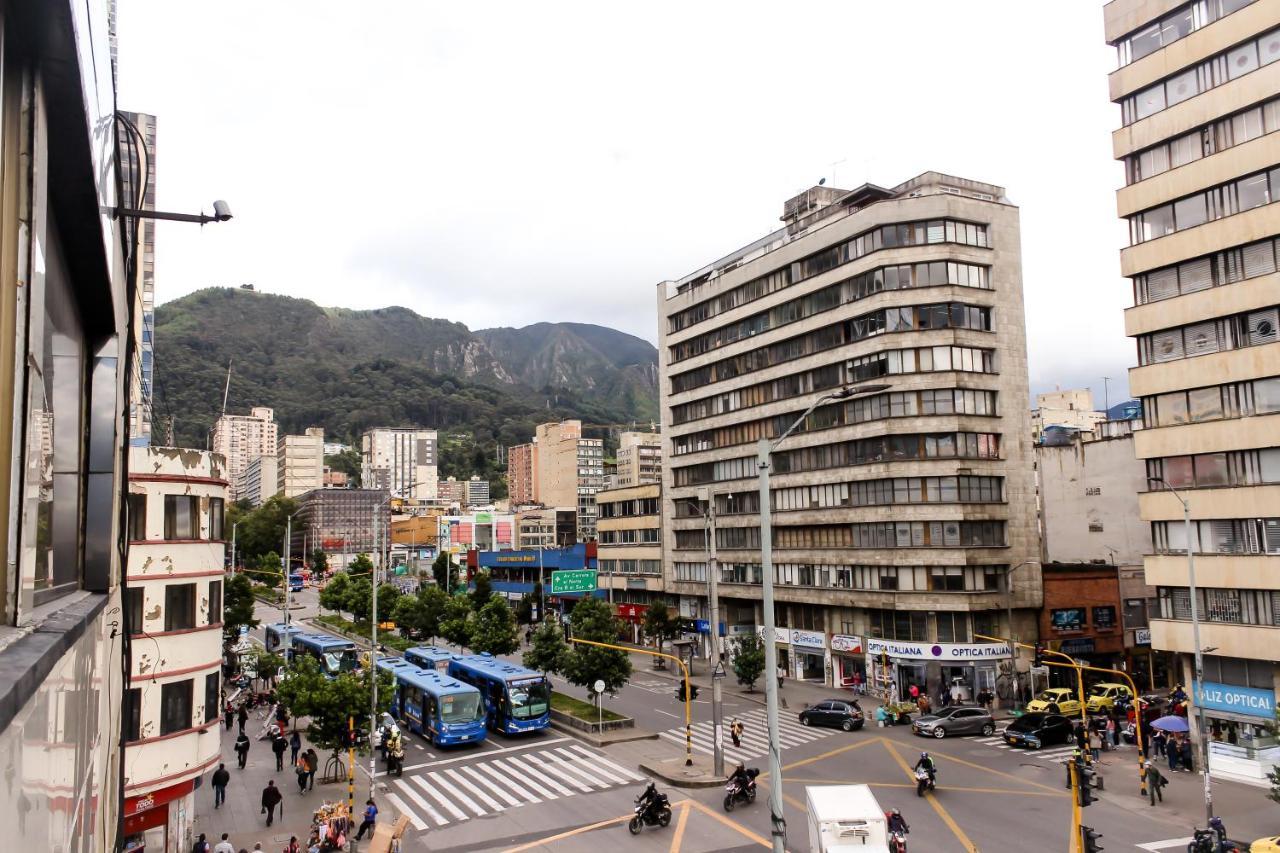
668,801,691,853
759,733,881,779
686,798,772,848
501,812,633,852
882,740,978,852
781,776,1063,797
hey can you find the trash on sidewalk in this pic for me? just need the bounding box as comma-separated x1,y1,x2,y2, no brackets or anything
367,814,410,853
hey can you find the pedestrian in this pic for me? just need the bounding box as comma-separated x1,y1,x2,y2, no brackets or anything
1106,716,1117,749
1088,727,1102,762
851,670,863,694
289,730,302,766
224,702,234,732
261,780,283,827
776,665,785,690
272,732,288,772
211,762,230,809
354,798,378,841
1180,736,1193,772
1075,723,1087,751
1145,761,1165,805
192,832,211,853
212,833,235,853
296,753,309,795
950,682,963,706
1168,734,1181,772
284,836,300,853
1152,729,1166,759
235,732,251,769
237,703,248,734
304,747,318,791
909,683,919,701
730,718,743,749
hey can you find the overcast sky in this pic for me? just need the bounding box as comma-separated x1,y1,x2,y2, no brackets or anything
116,1,1134,405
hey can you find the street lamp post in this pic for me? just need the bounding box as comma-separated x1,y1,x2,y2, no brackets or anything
757,382,889,853
679,491,725,777
1003,560,1038,710
1148,476,1213,823
230,521,239,574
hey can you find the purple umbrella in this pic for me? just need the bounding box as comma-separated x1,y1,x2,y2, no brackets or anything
1151,715,1189,732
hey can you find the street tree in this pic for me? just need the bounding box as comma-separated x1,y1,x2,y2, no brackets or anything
523,617,569,675
310,549,328,574
514,582,542,625
562,597,632,697
732,633,766,691
275,656,394,769
245,647,286,688
319,570,352,615
376,583,402,624
234,495,303,567
345,576,373,624
470,571,494,609
470,596,518,656
257,551,283,589
348,552,375,579
222,573,258,642
439,595,473,650
416,585,447,641
431,552,452,590
642,601,680,657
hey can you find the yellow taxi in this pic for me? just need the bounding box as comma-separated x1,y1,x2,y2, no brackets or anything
1085,682,1133,713
1026,687,1083,716
1251,837,1280,852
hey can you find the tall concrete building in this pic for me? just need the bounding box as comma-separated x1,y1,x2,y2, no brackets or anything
361,427,438,500
615,430,662,487
1106,0,1280,783
121,110,156,447
1032,388,1108,444
658,173,1040,694
211,406,277,500
508,442,535,504
531,420,604,541
466,475,491,506
278,426,325,497
238,453,278,507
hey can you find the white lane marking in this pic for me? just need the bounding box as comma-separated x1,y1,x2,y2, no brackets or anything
463,763,527,806
427,770,486,816
554,747,625,786
394,778,448,826
568,744,645,782
492,757,561,799
1136,839,1195,851
382,791,428,831
398,735,569,773
655,709,679,718
443,766,502,811
530,752,596,792
409,774,468,821
505,754,578,795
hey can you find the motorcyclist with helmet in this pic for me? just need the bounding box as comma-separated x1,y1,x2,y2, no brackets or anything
887,808,909,834
913,751,936,783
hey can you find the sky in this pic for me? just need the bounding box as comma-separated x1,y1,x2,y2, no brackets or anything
116,1,1134,405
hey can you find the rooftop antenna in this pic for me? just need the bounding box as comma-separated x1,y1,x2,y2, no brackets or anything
1101,377,1111,413
829,158,847,186
220,359,233,416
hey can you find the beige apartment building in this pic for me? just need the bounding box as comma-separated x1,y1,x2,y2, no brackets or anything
508,443,535,505
278,427,325,497
237,453,278,506
1106,0,1280,783
211,406,277,500
527,420,605,541
615,431,662,487
658,173,1040,694
361,427,438,500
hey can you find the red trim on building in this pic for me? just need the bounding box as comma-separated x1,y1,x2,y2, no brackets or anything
125,753,220,795
127,568,226,581
130,473,230,487
132,657,222,682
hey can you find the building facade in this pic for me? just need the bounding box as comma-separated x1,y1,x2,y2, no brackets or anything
658,173,1040,696
124,448,227,851
237,453,278,507
1106,0,1280,783
121,110,156,448
438,476,466,504
278,426,324,497
615,431,663,487
0,3,134,849
596,484,665,619
514,507,577,548
507,442,535,505
361,427,438,500
437,512,517,556
294,489,390,571
526,420,604,540
211,406,277,501
1032,389,1107,444
466,475,491,506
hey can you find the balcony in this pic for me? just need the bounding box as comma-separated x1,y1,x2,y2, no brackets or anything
1150,617,1280,658
1144,552,1280,588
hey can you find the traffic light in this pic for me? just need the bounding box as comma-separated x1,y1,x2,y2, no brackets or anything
1077,766,1095,807
1033,643,1045,667
1081,825,1103,853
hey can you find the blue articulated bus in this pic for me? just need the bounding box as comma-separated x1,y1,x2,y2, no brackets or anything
290,632,361,677
289,572,305,592
376,657,487,746
403,645,455,673
263,622,303,654
446,653,551,735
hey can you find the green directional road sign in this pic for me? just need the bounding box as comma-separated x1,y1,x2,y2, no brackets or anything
550,569,598,594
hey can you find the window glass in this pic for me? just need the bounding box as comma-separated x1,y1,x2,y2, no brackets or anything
1254,377,1280,413
125,587,144,634
1165,68,1199,107
1260,28,1280,65
164,583,196,631
1134,84,1167,120
1233,108,1265,144
1163,455,1195,487
160,680,193,736
1228,41,1260,79
1158,392,1189,424
1195,452,1230,486
1188,387,1223,422
127,493,146,541
1237,173,1270,211
1128,22,1163,62
1174,194,1208,229
1140,205,1175,241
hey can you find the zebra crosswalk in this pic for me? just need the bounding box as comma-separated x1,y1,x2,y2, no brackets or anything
658,707,837,764
969,727,1077,761
381,743,647,832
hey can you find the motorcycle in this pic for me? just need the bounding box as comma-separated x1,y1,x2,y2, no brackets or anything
914,766,935,797
889,830,908,853
628,783,672,835
722,768,759,812
386,741,405,778
1187,826,1246,853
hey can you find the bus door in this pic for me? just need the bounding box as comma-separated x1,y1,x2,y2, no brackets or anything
489,683,505,729
403,686,423,733
424,695,438,740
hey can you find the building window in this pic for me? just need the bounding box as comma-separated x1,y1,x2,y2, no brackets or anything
159,679,193,736
125,587,145,635
164,494,199,539
209,497,225,540
204,672,220,724
127,493,147,541
1093,606,1117,630
125,688,142,742
208,580,223,625
164,583,196,631
936,612,969,642
1123,598,1148,629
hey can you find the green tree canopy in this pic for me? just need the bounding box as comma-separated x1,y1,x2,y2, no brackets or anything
470,571,493,609
732,633,766,691
319,570,352,614
406,585,448,641
234,495,302,567
346,576,373,623
376,583,402,623
562,597,631,697
523,617,568,675
431,552,452,590
439,595,473,650
349,553,375,579
275,656,394,756
324,449,362,487
310,549,329,573
470,596,518,656
256,551,283,589
222,573,258,641
642,601,680,650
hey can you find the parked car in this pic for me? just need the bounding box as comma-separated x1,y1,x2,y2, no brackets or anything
799,699,864,732
911,706,996,739
1026,687,1082,716
1002,712,1073,749
1084,682,1133,713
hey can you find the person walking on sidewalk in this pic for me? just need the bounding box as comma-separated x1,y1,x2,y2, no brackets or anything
295,754,309,795
1145,761,1165,805
283,836,300,853
730,718,743,749
191,833,210,853
211,763,231,808
1088,727,1102,763
237,704,248,735
235,732,251,769
289,730,301,766
261,780,283,827
212,833,234,853
1180,736,1193,772
271,732,288,772
354,798,378,841
776,666,785,690
304,748,318,791
224,702,234,732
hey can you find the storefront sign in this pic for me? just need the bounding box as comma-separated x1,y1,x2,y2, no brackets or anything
616,603,648,619
1058,638,1095,655
830,634,863,654
866,638,1011,661
124,779,194,817
1134,628,1151,645
1195,681,1276,718
694,619,726,636
756,626,792,645
791,629,826,649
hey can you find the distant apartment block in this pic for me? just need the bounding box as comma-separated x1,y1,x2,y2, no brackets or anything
211,406,277,500
508,442,535,504
361,427,438,500
515,507,577,548
438,476,466,504
597,483,663,600
1032,388,1107,444
278,427,325,497
323,441,350,456
294,488,390,570
615,431,662,486
323,468,349,489
466,475,491,506
528,420,604,541
238,453,278,506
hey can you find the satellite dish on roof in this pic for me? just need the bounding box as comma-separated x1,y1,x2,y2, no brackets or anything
818,177,827,186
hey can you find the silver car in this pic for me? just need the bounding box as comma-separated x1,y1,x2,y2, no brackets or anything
911,705,996,739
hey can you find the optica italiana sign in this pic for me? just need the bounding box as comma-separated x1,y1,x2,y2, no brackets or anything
865,638,1011,661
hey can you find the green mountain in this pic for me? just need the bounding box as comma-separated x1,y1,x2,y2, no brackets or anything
152,288,659,480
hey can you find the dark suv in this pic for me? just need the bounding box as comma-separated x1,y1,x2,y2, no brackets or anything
798,699,864,732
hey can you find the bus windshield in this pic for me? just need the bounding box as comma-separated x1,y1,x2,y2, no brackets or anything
439,693,483,724
508,679,550,719
322,649,360,675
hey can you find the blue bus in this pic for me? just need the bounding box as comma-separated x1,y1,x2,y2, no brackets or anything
264,622,303,654
404,645,455,673
289,572,305,592
376,658,487,746
291,632,361,677
446,653,551,735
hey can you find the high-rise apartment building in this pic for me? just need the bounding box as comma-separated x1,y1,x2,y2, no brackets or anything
529,420,604,541
466,475,491,506
238,453,278,507
278,427,325,497
361,427,438,500
1105,0,1280,781
508,442,535,504
294,488,390,571
438,476,466,504
211,406,277,500
121,111,156,447
615,431,662,487
658,173,1040,693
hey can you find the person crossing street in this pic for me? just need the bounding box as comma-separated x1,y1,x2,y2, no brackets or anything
261,780,283,827
234,732,251,769
1145,761,1166,805
210,763,230,809
730,718,743,749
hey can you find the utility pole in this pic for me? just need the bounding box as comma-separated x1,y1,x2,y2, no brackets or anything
369,503,380,798
699,488,725,777
283,514,293,626
230,522,238,574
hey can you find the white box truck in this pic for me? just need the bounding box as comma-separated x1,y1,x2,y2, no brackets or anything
805,785,892,852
